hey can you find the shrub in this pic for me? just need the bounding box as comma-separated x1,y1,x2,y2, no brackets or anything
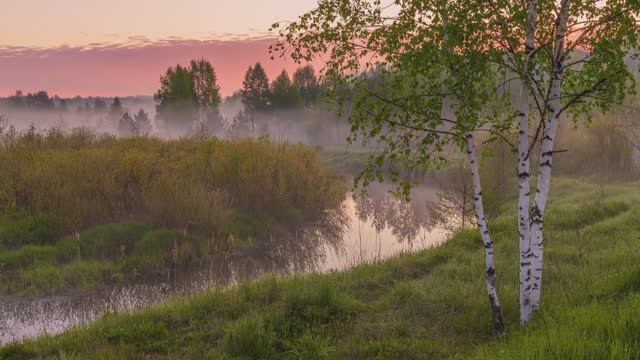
0,130,346,247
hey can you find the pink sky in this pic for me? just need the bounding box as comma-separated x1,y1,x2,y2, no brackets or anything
0,37,309,97
1,0,321,97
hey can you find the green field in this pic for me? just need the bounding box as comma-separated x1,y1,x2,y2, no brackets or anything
2,177,638,359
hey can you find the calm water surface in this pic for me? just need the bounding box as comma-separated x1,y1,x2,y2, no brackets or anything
0,183,448,345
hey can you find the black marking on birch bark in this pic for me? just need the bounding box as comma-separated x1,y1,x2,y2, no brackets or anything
530,205,542,219
484,241,493,249
540,160,552,168
518,172,530,179
486,267,495,276
541,151,554,157
518,112,526,117
488,294,505,336
543,135,552,141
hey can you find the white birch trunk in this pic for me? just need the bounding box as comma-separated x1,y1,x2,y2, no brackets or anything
529,0,571,311
466,133,505,336
518,0,538,325
441,13,503,334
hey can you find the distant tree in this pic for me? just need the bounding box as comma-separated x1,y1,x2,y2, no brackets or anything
107,97,125,125
110,97,122,112
190,59,223,132
26,91,54,110
293,65,320,106
133,109,152,136
154,64,196,133
118,112,135,137
270,70,302,109
241,63,271,112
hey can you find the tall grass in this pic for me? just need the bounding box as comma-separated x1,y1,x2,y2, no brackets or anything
0,127,346,248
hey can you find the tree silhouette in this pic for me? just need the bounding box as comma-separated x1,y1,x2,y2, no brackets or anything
241,63,271,112
118,112,134,137
154,60,223,135
154,64,196,133
293,65,320,106
270,70,302,109
190,59,223,132
133,109,152,136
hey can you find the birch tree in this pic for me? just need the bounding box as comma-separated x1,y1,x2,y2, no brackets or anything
274,0,640,332
488,0,640,318
272,0,511,336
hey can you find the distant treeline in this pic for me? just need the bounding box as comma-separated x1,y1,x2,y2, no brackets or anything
0,61,351,143
153,59,332,138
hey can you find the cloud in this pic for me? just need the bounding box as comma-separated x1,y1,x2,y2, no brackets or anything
0,36,305,97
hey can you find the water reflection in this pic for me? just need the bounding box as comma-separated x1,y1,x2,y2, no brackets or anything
0,183,446,345
324,183,446,270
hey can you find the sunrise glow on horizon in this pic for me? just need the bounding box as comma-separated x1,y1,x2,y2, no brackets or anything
1,0,321,97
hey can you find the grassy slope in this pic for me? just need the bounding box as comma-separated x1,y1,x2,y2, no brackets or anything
2,178,640,359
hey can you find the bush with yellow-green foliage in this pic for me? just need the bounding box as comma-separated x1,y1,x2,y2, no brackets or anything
0,127,346,249
0,127,347,294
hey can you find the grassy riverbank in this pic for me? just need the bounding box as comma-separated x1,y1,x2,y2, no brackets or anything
2,178,640,359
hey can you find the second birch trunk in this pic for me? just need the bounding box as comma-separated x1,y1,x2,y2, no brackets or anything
466,133,505,336
529,0,571,311
518,0,539,324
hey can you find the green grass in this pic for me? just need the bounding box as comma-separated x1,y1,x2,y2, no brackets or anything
2,178,640,359
0,222,216,296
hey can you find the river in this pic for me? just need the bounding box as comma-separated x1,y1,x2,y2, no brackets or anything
0,183,449,345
